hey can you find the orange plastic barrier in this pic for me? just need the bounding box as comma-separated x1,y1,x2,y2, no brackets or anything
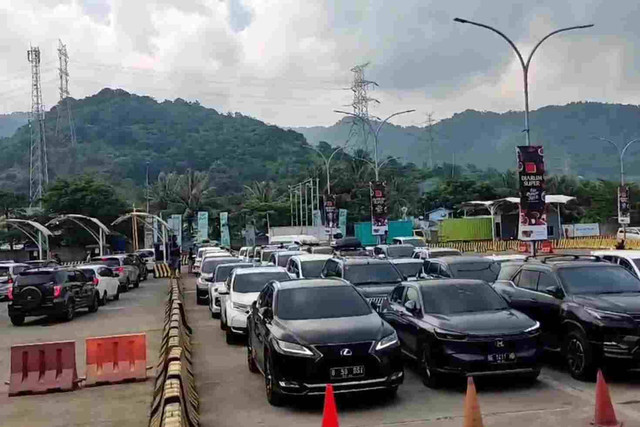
86,333,147,386
9,340,78,396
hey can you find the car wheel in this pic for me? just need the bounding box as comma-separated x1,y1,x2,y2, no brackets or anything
63,300,75,322
264,354,285,407
382,386,399,400
565,330,596,381
88,293,99,313
196,293,206,305
225,328,235,344
133,276,140,288
10,314,25,326
247,340,259,373
220,314,226,330
114,288,120,301
123,279,130,292
421,345,442,388
99,291,107,306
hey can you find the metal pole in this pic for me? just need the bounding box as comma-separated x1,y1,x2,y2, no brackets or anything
146,161,150,213
326,160,331,195
37,231,43,260
299,185,303,230
162,227,167,263
557,203,562,240
99,228,104,256
45,235,50,260
316,177,320,212
290,187,293,226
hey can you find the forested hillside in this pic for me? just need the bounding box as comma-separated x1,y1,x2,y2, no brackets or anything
294,102,640,179
0,112,28,138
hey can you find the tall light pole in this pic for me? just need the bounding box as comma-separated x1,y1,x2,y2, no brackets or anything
453,18,593,146
302,144,345,195
334,109,415,180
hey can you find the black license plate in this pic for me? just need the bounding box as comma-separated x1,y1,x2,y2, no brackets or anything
330,365,365,379
488,353,517,364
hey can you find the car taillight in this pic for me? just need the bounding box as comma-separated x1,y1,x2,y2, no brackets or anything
8,286,13,300
115,267,124,273
8,277,13,285
92,278,99,286
53,285,62,298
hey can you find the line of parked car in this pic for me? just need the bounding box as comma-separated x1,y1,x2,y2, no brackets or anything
1,251,153,326
191,238,640,407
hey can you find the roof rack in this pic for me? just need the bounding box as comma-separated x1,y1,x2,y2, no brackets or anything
525,254,602,263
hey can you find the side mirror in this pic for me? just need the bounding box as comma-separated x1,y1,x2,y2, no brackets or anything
404,300,419,314
544,285,564,299
259,306,273,321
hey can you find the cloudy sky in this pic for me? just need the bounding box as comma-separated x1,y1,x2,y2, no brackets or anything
0,0,639,127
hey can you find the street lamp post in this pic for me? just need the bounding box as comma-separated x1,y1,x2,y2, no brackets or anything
453,18,593,146
597,137,640,242
303,144,345,195
334,110,415,180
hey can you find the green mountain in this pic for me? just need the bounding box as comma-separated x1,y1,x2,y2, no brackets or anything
0,112,28,138
0,88,315,198
294,102,640,180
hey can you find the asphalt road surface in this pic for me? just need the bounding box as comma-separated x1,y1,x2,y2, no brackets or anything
183,274,640,427
0,276,167,427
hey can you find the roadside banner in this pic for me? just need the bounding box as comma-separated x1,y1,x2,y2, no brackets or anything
517,146,547,241
338,209,347,237
619,186,630,225
197,211,208,241
325,195,337,229
312,210,322,227
370,181,388,236
169,214,182,247
563,223,600,238
220,212,230,247
244,224,256,246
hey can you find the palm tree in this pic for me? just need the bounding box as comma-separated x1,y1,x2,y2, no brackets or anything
175,169,213,234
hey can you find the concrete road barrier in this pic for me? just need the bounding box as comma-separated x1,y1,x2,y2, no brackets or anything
85,333,147,386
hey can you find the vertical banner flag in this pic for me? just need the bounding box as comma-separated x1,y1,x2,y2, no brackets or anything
338,209,347,237
370,181,388,236
517,146,547,241
197,211,209,241
220,212,230,247
324,195,338,229
170,214,182,247
619,186,631,225
312,210,322,227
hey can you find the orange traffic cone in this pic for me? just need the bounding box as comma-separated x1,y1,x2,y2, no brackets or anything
322,384,339,427
594,370,622,427
463,377,484,427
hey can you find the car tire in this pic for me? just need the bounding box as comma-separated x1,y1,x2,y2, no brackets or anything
62,300,75,322
382,386,399,400
264,354,285,407
88,293,99,313
220,315,226,330
225,328,235,345
247,340,259,373
520,370,541,384
133,276,140,289
99,291,107,306
10,314,25,326
421,345,442,388
565,330,596,381
114,289,120,301
123,279,130,292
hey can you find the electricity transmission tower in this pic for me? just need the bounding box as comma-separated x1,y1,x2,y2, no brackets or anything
424,112,436,169
56,39,76,147
349,63,378,152
27,46,48,206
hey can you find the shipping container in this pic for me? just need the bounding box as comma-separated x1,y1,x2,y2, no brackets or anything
439,217,492,241
354,221,414,246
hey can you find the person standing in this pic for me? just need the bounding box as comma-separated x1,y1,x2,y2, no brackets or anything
169,235,181,277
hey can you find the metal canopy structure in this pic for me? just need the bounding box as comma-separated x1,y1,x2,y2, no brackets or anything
1,219,53,260
112,212,171,262
460,195,577,241
46,214,110,256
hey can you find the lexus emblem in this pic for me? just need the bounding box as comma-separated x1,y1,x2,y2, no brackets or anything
340,348,352,357
495,339,505,348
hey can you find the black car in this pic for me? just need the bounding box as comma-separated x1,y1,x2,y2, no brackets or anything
381,279,541,387
8,268,100,325
196,256,241,304
127,253,148,282
246,278,403,406
492,255,640,380
423,256,500,282
321,256,404,308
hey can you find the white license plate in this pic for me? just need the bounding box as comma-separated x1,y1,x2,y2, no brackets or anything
488,353,516,364
330,365,365,379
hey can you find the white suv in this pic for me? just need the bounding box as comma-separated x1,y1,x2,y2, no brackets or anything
78,264,121,304
219,266,291,344
208,262,253,317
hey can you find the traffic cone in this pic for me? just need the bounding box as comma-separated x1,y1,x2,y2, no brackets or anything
322,384,339,427
594,370,622,427
463,377,484,427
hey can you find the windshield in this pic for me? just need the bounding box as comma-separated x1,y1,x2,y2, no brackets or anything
450,262,499,282
558,266,640,295
387,246,414,258
202,258,238,273
94,258,120,268
277,253,299,267
0,267,9,277
261,250,276,262
344,263,403,285
276,286,372,320
394,262,423,278
421,283,509,314
80,269,96,279
233,271,290,293
399,238,426,247
214,264,252,282
16,271,58,286
300,260,326,278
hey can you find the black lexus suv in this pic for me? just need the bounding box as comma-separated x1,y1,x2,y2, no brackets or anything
321,256,404,310
493,255,640,380
8,268,100,325
246,278,403,406
381,279,541,387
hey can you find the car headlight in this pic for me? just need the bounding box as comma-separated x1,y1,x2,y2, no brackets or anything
524,321,540,334
232,301,250,312
434,328,468,341
585,307,632,322
375,331,399,351
273,338,316,358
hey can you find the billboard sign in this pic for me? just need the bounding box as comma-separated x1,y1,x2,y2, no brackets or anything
324,195,337,229
517,146,547,241
197,211,209,242
619,186,631,225
169,214,182,247
220,212,230,247
338,209,347,237
370,181,388,236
